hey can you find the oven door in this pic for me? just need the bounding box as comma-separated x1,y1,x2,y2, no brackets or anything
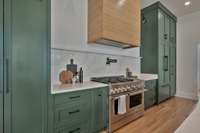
110,94,128,123
127,91,144,112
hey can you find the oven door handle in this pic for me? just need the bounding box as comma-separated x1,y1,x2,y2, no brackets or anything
128,90,144,96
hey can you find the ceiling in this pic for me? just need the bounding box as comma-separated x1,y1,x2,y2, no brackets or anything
141,0,200,17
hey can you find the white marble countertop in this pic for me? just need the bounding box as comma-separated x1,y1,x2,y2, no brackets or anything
51,81,108,94
136,73,158,81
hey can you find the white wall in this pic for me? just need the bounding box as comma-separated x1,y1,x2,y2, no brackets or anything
198,44,200,95
176,11,200,100
51,0,140,58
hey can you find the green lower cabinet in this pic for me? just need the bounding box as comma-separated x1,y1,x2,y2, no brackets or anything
144,80,157,109
92,88,108,133
158,84,170,103
51,87,109,133
55,121,91,133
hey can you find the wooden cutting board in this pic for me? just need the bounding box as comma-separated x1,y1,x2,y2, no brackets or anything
59,70,73,84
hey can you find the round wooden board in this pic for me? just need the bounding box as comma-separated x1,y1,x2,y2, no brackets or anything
59,70,73,84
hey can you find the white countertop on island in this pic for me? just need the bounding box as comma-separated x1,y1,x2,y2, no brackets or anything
175,101,200,133
51,81,108,94
136,73,158,81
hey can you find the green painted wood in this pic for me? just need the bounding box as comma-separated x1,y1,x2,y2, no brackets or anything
3,0,49,132
92,87,108,133
141,3,176,104
54,90,91,105
142,2,177,22
164,15,170,85
158,10,171,103
55,121,91,133
141,9,158,74
158,10,165,87
51,87,109,133
144,80,157,109
0,0,4,132
54,92,92,128
169,19,176,96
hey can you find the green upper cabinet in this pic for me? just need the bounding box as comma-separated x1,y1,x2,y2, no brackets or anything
141,9,158,74
3,0,50,133
0,0,3,132
141,2,177,104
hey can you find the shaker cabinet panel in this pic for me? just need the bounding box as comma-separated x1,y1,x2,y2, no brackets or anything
0,0,3,131
144,80,157,109
55,121,91,133
141,9,158,74
92,88,108,132
3,0,49,133
169,19,176,96
51,88,109,133
158,10,165,87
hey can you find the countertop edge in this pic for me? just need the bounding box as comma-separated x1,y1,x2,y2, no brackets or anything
51,81,109,95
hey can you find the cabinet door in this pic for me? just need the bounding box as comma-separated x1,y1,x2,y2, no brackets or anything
164,15,170,85
158,10,165,87
0,0,3,132
169,19,176,96
92,88,108,132
144,80,156,109
55,121,91,133
158,11,170,103
4,0,49,132
141,10,158,74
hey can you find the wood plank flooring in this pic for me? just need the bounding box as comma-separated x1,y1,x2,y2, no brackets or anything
114,97,197,133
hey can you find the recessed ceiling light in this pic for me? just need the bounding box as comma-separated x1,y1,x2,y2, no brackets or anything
184,1,191,6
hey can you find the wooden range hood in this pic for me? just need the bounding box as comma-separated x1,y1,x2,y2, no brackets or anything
88,0,141,48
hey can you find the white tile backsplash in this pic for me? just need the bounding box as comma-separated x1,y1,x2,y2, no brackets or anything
51,49,141,85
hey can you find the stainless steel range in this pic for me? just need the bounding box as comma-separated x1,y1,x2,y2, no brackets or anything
91,76,145,132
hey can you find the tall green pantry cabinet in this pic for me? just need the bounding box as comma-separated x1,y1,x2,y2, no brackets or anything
0,0,4,132
0,0,50,132
141,2,177,103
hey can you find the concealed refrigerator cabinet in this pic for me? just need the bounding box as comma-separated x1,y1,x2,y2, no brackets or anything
0,0,4,132
0,0,50,133
141,2,177,104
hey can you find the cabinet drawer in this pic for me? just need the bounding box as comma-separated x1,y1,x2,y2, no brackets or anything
144,90,156,108
145,80,156,90
54,90,91,105
55,121,90,133
54,100,91,127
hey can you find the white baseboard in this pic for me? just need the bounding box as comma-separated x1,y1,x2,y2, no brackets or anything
176,91,199,101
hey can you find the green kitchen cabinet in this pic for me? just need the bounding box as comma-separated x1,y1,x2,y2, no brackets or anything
1,0,50,132
169,19,176,96
92,88,108,133
50,87,109,133
144,80,157,109
0,0,3,132
141,2,177,104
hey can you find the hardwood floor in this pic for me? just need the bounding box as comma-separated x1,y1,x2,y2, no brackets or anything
114,97,197,133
